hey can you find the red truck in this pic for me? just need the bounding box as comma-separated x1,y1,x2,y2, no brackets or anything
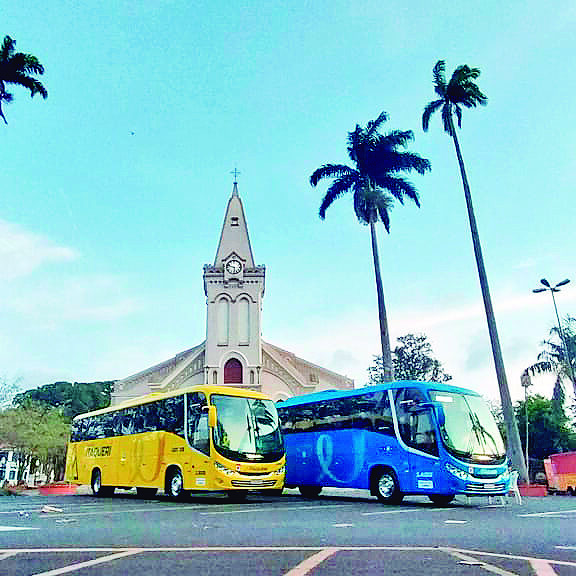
544,452,576,494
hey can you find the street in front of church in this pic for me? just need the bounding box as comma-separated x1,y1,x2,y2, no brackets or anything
1,489,576,575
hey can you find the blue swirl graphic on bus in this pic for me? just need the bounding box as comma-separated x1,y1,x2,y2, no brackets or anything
316,433,365,484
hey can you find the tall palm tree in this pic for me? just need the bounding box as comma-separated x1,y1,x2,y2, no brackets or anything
422,60,528,482
311,112,431,381
0,35,47,124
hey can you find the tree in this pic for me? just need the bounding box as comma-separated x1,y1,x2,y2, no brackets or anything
311,112,431,380
514,395,576,468
0,403,69,483
13,381,113,421
0,35,47,124
368,333,451,385
422,60,528,483
526,316,576,414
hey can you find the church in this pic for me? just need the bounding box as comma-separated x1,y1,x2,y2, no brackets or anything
111,181,354,405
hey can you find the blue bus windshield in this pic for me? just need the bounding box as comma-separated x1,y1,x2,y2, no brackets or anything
430,390,506,464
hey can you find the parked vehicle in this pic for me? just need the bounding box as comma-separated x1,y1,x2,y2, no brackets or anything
544,452,576,495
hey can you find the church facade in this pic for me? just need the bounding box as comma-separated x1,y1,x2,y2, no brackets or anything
112,183,353,405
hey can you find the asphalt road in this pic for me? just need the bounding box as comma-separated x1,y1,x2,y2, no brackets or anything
1,487,576,575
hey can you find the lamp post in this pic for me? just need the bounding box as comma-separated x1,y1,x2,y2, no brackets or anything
520,370,532,482
533,278,575,385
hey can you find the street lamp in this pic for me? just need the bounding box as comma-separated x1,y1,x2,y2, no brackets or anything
533,278,575,384
520,370,532,482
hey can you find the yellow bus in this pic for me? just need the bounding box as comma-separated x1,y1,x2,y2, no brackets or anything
64,385,285,501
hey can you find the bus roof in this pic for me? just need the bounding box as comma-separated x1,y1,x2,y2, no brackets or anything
277,380,482,408
73,385,273,421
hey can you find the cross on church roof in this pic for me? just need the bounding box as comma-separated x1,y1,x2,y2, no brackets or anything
230,167,241,184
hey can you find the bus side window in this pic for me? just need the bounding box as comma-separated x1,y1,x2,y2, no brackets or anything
158,396,185,438
394,388,438,456
372,392,394,436
187,392,209,455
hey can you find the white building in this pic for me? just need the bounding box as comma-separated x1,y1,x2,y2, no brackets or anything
112,182,353,404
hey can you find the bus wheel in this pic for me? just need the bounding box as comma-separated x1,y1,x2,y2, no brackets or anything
166,468,185,499
299,485,322,498
136,487,158,499
374,470,403,504
227,490,248,502
428,494,455,506
91,469,114,497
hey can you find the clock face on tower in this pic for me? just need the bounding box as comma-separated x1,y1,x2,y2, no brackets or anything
225,259,242,274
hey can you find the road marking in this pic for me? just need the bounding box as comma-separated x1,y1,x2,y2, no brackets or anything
362,509,417,516
555,546,576,550
0,551,19,559
332,523,354,527
200,504,352,515
441,547,576,569
0,545,574,570
529,559,559,575
518,509,576,518
283,548,338,576
0,526,39,531
444,520,467,524
443,549,519,576
28,549,142,576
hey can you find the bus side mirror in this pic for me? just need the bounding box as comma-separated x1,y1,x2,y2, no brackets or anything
208,406,217,428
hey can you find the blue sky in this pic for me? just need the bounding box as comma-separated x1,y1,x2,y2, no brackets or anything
2,1,574,404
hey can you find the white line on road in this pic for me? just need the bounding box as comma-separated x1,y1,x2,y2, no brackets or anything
529,559,559,576
200,504,353,515
443,549,520,576
0,526,39,531
518,509,576,518
283,548,339,576
362,509,417,516
28,549,142,576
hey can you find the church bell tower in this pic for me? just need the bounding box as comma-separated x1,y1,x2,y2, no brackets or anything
203,181,265,388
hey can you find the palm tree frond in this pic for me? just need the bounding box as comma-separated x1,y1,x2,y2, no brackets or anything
432,60,447,97
310,164,354,187
422,99,443,132
318,173,358,219
376,176,421,207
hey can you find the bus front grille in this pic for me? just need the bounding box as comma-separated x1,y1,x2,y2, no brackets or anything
231,479,277,488
465,482,506,493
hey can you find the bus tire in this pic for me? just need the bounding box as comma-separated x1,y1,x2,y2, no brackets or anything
91,469,114,497
165,467,185,500
136,487,158,499
298,485,322,498
373,469,403,504
227,490,248,502
428,494,455,506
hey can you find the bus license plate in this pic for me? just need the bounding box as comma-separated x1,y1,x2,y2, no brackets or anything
485,484,496,490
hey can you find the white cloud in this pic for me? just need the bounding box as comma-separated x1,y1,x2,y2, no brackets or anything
0,220,78,280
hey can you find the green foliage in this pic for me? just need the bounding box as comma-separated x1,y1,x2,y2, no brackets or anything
514,394,576,461
0,404,69,482
368,333,452,385
310,111,431,230
13,381,113,421
422,60,487,136
0,35,47,124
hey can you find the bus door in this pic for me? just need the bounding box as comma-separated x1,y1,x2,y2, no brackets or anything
394,388,442,494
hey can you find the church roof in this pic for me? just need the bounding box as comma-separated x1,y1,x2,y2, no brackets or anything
213,182,255,268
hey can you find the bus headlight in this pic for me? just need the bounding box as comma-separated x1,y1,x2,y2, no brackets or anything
214,462,235,476
446,463,470,481
273,466,285,476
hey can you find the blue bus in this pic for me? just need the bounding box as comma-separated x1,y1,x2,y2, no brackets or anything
277,381,511,505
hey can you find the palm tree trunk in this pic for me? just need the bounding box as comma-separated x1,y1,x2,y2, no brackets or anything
369,220,394,381
451,127,528,483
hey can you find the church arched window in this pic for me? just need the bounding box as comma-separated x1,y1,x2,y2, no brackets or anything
224,358,243,384
238,297,250,345
217,297,230,345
